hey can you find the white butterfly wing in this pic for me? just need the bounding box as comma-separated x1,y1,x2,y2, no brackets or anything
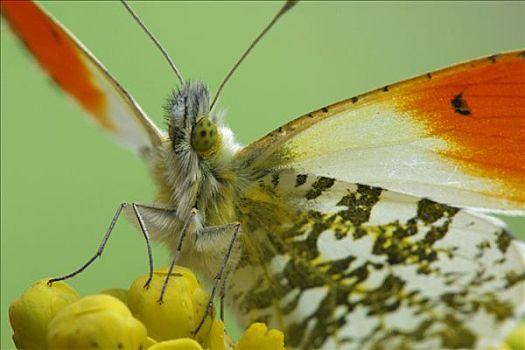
238,51,525,213
231,169,525,349
1,1,164,153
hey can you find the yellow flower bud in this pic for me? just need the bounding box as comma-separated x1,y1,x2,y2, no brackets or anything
127,266,214,343
99,287,128,304
145,336,158,349
505,320,525,350
235,323,286,350
9,279,80,350
207,320,234,350
47,294,147,350
149,338,204,350
489,345,511,350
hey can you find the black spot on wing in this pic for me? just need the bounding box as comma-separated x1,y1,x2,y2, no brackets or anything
451,93,471,116
271,173,280,187
337,184,382,229
439,315,477,348
488,54,497,63
295,174,308,187
426,72,432,80
495,230,512,254
382,85,389,92
305,177,335,200
505,271,525,289
321,107,329,113
417,198,459,224
351,96,359,103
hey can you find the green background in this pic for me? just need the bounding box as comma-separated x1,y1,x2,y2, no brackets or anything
1,1,524,348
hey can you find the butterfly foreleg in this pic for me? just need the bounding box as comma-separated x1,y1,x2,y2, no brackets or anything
219,270,230,322
158,208,198,303
193,222,241,335
47,202,173,287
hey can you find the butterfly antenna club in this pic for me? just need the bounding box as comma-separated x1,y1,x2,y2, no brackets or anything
210,0,297,110
120,0,185,85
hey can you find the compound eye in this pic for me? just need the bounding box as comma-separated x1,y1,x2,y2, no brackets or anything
191,117,218,154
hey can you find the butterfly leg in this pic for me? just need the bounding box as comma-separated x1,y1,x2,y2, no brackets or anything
193,222,241,335
47,202,171,287
158,208,198,303
219,271,230,321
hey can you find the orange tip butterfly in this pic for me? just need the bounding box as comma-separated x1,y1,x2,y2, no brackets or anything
2,1,524,349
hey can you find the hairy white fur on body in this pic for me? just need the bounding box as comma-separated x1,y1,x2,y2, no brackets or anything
139,81,247,281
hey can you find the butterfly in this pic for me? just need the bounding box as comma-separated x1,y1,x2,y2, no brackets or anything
2,1,525,349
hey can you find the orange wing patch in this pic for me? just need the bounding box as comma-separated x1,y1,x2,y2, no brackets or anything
240,51,525,211
1,1,112,129
394,52,525,203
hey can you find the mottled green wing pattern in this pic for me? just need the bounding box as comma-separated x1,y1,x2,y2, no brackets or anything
229,169,525,350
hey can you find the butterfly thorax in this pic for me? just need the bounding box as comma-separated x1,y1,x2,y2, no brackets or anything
145,81,249,279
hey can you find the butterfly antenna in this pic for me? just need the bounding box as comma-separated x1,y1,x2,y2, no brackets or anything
210,0,297,110
120,0,185,85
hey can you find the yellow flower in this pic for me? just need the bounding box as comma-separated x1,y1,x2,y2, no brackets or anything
207,320,234,350
505,320,525,350
99,287,128,304
9,279,80,350
127,266,214,343
149,338,204,350
8,267,287,350
491,345,512,350
235,323,286,350
47,294,147,350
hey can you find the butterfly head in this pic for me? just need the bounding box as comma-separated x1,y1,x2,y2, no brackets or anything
165,81,222,157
